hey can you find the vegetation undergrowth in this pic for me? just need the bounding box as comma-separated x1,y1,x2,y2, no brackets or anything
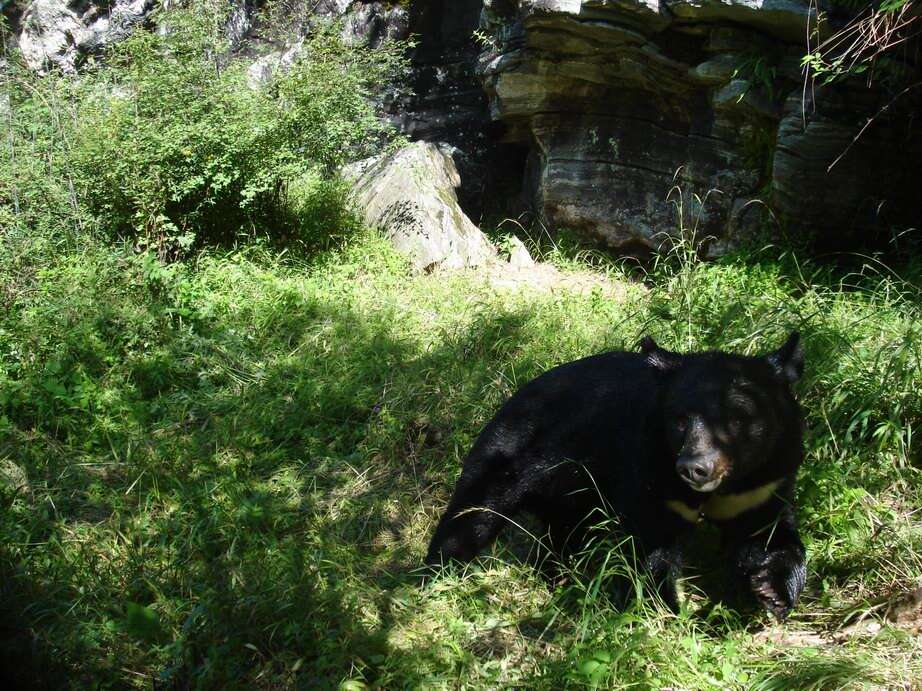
1,227,920,688
1,1,921,688
1,1,406,259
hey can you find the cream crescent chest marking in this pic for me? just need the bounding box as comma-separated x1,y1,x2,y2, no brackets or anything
665,479,785,523
703,480,784,520
665,500,700,523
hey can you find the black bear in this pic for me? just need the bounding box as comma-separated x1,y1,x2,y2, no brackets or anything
425,333,807,620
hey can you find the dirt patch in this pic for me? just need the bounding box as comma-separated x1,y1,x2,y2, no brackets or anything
886,585,922,633
454,259,639,300
755,584,922,648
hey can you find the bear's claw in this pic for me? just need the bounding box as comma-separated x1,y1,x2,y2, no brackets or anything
751,568,791,620
748,551,805,621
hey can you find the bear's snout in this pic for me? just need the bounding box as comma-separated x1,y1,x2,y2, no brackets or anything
676,452,725,492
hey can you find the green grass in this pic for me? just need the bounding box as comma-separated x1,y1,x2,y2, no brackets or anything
4,0,917,686
1,227,920,689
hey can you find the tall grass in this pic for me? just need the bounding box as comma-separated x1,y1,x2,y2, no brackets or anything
0,224,919,687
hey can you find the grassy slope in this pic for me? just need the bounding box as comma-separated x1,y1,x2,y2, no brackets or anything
0,231,920,688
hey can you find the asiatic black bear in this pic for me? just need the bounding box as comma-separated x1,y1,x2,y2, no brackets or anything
425,333,807,620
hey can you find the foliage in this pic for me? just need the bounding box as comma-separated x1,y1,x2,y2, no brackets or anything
803,0,919,86
0,59,89,243
1,1,407,257
1,0,920,687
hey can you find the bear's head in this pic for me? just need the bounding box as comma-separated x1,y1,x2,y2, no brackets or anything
640,332,804,493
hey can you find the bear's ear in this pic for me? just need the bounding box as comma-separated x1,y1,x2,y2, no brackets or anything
765,331,804,383
638,335,659,353
639,335,682,372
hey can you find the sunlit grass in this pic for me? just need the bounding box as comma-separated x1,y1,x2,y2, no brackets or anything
0,229,920,688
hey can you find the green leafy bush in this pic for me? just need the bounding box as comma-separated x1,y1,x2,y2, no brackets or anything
76,5,405,253
0,57,88,242
2,2,406,256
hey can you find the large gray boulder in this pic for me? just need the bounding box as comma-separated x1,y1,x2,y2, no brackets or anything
344,142,499,272
17,0,153,73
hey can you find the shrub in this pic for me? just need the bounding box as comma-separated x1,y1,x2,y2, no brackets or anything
3,1,407,256
0,56,90,242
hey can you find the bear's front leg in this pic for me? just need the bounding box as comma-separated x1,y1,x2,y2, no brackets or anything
645,541,685,611
726,503,806,621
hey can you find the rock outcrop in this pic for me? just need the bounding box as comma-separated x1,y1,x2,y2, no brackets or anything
16,0,153,73
475,0,921,252
343,141,499,271
478,0,778,251
773,82,922,245
12,0,263,73
245,1,410,88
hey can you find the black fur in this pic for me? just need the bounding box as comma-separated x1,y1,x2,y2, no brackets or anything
426,333,807,620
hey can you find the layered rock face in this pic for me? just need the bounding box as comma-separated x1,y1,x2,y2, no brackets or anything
772,81,922,247
476,0,922,252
